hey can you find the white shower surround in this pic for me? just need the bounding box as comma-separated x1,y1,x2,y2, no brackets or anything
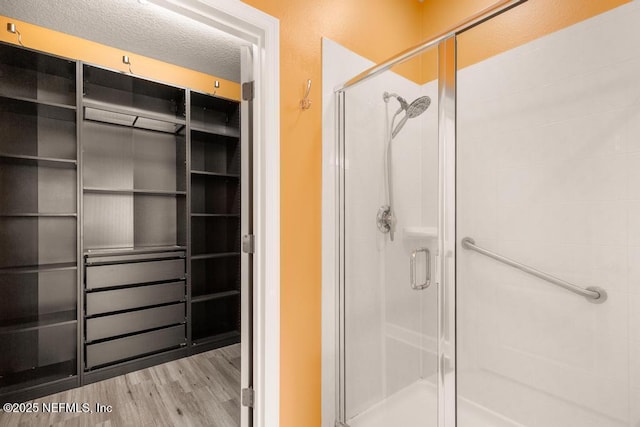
324,2,640,426
457,1,640,425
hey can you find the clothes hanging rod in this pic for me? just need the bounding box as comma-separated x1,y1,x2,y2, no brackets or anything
461,237,607,304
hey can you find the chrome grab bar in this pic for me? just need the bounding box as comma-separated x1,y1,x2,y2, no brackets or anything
410,247,431,290
461,237,607,304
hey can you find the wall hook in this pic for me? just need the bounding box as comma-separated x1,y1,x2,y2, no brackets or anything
7,23,24,47
300,79,312,110
122,55,133,74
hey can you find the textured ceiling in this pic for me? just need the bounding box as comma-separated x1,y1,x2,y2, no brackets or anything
0,0,243,82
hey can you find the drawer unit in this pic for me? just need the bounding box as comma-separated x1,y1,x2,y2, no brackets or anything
85,258,185,290
86,303,185,342
86,281,185,316
86,325,186,369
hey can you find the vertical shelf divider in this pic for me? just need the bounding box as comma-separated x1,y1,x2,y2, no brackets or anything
185,89,193,349
76,60,84,388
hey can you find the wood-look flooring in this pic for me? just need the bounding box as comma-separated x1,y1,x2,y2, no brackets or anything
0,344,241,427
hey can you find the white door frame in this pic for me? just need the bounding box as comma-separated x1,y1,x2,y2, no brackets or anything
147,1,280,426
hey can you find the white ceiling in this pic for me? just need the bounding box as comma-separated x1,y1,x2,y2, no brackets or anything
1,0,243,82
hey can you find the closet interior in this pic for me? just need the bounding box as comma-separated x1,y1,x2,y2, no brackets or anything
0,42,244,402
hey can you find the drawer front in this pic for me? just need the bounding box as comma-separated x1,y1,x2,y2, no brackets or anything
86,303,185,342
86,281,185,316
86,259,184,289
85,325,185,369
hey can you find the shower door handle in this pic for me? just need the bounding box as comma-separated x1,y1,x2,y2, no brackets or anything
410,247,431,290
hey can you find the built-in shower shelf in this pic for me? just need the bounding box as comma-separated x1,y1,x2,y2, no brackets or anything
403,226,438,239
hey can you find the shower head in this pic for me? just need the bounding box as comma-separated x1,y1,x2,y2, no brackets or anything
406,96,431,118
391,95,431,138
381,93,431,241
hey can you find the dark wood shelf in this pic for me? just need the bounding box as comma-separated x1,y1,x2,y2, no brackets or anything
0,360,76,392
83,99,185,133
85,245,187,256
0,262,77,275
0,310,77,335
191,170,240,178
191,213,240,217
0,93,76,110
192,290,240,304
0,153,77,168
0,95,77,123
0,213,77,217
190,124,240,138
192,330,240,347
191,252,241,261
83,187,187,196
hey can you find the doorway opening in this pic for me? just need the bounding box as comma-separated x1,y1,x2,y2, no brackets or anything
3,1,279,425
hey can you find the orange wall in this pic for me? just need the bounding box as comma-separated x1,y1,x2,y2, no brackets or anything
0,15,240,100
239,1,424,426
241,1,632,427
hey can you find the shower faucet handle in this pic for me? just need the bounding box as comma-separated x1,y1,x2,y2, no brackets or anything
410,247,431,290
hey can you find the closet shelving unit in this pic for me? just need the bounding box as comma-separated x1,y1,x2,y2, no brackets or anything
0,42,243,402
0,44,79,397
81,64,190,377
189,91,242,347
81,65,188,250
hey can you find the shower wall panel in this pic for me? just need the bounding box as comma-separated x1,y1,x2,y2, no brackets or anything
457,2,640,425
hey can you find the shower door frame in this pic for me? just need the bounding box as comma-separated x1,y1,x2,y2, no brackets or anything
333,1,528,426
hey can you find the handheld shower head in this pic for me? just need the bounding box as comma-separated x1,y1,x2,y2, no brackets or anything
406,96,431,118
380,92,433,241
391,95,431,138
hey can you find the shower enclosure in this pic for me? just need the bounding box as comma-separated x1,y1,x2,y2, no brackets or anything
334,0,640,425
336,31,454,427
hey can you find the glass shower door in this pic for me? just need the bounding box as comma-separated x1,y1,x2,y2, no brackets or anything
337,42,444,427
